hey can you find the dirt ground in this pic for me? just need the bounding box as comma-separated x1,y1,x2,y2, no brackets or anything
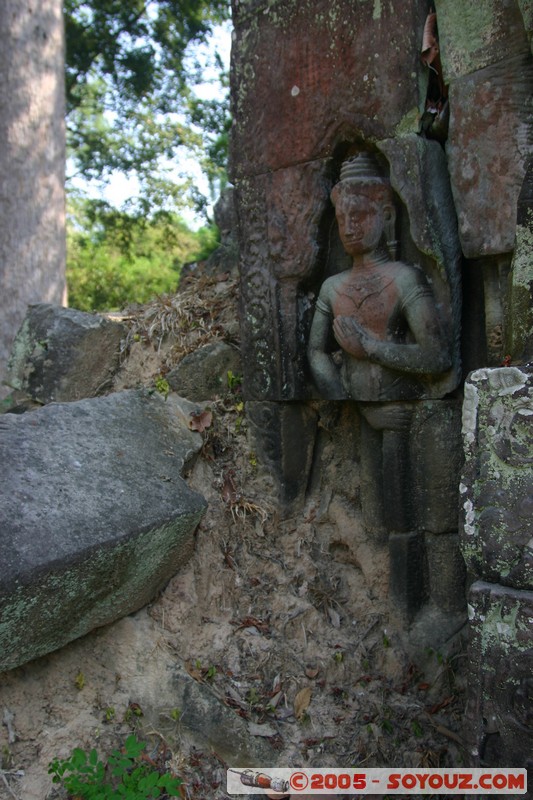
0,272,468,800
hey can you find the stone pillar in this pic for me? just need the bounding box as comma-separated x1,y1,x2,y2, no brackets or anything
460,367,533,771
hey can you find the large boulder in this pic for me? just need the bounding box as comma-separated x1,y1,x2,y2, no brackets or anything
0,389,206,673
5,304,125,403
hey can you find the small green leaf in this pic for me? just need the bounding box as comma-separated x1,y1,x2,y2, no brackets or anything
74,671,86,690
124,734,146,757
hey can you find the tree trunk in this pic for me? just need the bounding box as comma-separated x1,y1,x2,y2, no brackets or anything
0,0,66,396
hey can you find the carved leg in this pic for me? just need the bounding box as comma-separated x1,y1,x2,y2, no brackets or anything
358,403,415,534
358,404,427,621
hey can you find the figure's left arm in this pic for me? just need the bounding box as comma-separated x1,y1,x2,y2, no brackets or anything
353,272,452,375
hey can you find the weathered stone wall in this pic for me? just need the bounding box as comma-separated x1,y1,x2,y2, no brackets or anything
438,3,533,772
230,0,533,767
231,1,533,393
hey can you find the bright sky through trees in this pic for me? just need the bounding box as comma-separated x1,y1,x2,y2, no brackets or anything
67,16,232,229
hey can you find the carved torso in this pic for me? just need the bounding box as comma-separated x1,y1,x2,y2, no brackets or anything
314,260,440,401
326,263,411,343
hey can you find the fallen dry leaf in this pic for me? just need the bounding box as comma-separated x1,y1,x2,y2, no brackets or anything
269,690,283,708
222,469,238,504
327,607,341,628
427,694,456,714
188,409,213,433
421,12,439,65
294,686,312,720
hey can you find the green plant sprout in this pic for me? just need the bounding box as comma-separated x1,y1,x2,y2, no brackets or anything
227,370,242,392
154,376,170,398
75,670,86,690
48,734,182,799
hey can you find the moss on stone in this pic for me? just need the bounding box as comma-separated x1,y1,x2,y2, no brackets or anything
394,107,420,137
480,598,531,656
0,510,203,673
435,0,509,79
507,216,533,360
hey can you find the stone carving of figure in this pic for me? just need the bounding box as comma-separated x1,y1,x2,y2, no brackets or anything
308,152,454,559
308,152,451,410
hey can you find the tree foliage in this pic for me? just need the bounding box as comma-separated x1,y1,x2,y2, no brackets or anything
64,0,231,214
67,195,219,311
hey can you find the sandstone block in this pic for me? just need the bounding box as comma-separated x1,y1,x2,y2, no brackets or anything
0,390,206,672
411,400,464,534
425,533,466,614
446,55,533,257
5,304,125,403
460,367,533,589
434,0,529,80
167,341,241,401
388,532,427,622
508,158,533,362
465,581,533,769
231,0,427,177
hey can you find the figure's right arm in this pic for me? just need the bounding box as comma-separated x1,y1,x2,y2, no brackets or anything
307,288,346,399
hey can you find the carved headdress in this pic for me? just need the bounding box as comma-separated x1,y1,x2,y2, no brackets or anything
332,153,392,202
339,152,387,182
331,152,397,258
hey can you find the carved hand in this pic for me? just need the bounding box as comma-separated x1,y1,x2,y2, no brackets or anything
333,316,369,359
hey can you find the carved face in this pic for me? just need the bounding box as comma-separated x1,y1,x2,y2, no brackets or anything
334,194,385,257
